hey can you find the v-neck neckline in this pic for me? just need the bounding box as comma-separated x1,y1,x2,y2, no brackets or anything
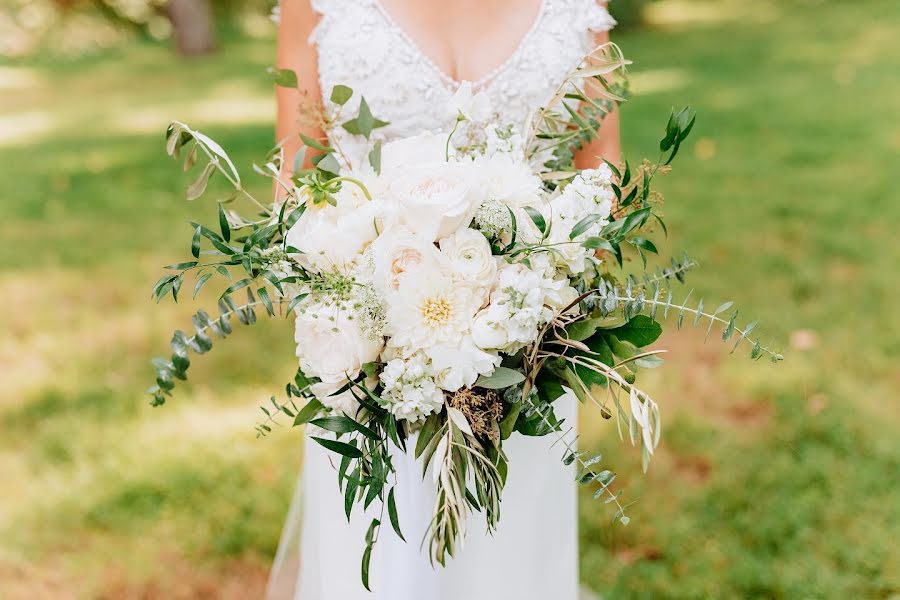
371,0,548,90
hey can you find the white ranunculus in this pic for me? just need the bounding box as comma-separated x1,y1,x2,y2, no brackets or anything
439,228,497,296
428,336,500,392
447,81,493,122
285,184,385,273
380,132,447,174
389,162,482,241
294,302,384,391
370,227,447,296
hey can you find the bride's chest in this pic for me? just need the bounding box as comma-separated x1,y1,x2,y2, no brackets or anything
311,0,603,140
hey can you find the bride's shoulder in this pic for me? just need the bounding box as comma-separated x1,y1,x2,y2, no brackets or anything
546,0,616,33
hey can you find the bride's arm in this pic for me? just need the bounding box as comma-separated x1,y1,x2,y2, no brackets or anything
573,2,621,169
275,0,325,193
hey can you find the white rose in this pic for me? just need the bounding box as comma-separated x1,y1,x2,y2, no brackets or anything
389,162,481,241
380,132,447,175
439,228,498,296
294,302,383,387
370,227,446,296
286,187,384,273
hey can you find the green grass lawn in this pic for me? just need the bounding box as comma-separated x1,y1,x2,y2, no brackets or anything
1,1,898,598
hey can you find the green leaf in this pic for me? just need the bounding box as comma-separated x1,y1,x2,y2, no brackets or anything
186,162,215,201
258,287,275,316
218,203,231,242
330,84,353,105
344,471,359,520
270,67,298,88
582,237,616,254
220,278,253,299
475,367,526,389
311,415,380,440
660,111,678,152
631,237,658,254
317,153,341,175
565,318,604,342
299,133,332,153
342,97,387,139
190,225,201,258
387,487,405,542
164,261,198,271
286,293,309,316
499,402,521,440
415,412,442,458
523,206,547,235
361,544,373,591
311,437,363,458
607,315,662,347
368,140,382,174
293,398,324,426
569,214,605,240
192,272,213,299
192,129,241,183
723,310,739,341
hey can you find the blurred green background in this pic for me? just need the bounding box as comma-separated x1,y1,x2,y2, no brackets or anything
1,0,898,598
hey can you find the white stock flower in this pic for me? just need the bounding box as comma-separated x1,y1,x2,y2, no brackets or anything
389,162,482,241
294,301,383,396
380,354,445,422
439,228,497,297
484,123,525,157
542,165,616,274
385,266,481,355
471,263,572,353
447,81,493,122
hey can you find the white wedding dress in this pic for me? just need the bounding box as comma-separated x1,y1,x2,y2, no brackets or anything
267,2,616,599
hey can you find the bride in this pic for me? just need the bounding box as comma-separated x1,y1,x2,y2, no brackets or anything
267,1,619,598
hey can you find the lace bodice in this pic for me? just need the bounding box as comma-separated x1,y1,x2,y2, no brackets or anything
309,0,615,156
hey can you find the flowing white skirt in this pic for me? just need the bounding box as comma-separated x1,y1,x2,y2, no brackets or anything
267,394,578,600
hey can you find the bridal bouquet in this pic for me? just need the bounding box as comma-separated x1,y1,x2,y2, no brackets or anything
149,45,781,588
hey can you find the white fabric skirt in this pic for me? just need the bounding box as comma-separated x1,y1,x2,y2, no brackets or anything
268,394,578,600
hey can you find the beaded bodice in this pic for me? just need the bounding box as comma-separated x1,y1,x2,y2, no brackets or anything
309,0,615,157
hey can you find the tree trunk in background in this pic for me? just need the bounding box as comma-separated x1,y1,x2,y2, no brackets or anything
166,0,216,56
